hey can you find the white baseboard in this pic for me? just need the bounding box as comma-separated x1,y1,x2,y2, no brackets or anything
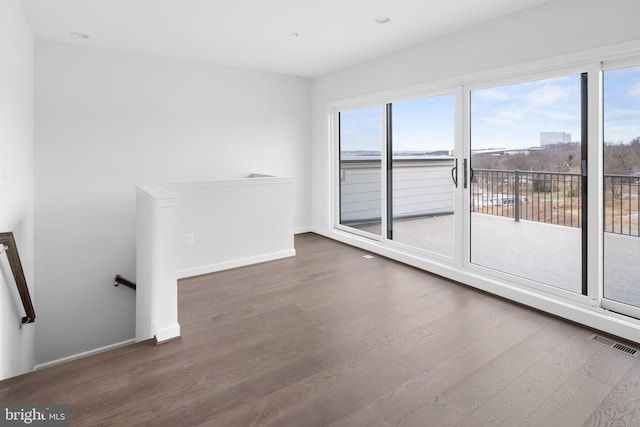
154,323,181,344
294,226,314,234
34,338,137,371
177,249,296,279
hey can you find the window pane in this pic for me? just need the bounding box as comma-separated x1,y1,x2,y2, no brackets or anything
470,74,583,293
339,106,383,235
603,65,640,307
390,94,456,256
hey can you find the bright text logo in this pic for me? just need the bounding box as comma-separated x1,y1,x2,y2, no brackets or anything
1,405,69,426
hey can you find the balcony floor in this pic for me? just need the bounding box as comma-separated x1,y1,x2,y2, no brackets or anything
356,213,640,307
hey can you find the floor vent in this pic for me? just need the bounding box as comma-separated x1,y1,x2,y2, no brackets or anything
589,334,639,357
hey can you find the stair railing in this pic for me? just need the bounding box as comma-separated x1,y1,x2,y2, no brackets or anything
0,232,35,324
114,274,137,290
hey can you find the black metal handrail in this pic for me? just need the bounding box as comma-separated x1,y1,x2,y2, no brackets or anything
114,274,137,291
0,232,36,324
472,169,639,237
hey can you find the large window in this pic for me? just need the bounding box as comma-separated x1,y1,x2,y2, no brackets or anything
332,54,640,336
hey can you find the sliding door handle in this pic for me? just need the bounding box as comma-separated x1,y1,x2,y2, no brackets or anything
451,158,458,188
463,158,468,189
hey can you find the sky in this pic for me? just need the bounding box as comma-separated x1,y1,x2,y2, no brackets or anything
604,65,640,144
471,74,581,149
340,66,640,152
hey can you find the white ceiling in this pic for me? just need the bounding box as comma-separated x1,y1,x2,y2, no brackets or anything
21,0,551,77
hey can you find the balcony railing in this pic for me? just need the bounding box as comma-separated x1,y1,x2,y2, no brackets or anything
472,169,640,237
339,156,639,237
604,174,640,236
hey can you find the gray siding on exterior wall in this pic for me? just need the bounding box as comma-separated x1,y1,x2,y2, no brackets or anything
340,157,455,224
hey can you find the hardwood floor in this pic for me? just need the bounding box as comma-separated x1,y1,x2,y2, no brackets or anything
2,233,640,426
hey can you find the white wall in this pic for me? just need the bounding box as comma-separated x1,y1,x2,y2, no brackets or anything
311,0,640,230
34,41,310,365
0,0,35,379
166,177,295,278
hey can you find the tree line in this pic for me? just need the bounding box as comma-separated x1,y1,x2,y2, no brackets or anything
472,138,640,175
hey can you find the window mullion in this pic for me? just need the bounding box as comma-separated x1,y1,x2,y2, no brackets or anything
386,103,393,241
586,63,604,306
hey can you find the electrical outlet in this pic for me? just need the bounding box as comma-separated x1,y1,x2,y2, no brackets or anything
184,233,194,246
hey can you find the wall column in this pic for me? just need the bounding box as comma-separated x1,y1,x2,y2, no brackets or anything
135,185,181,343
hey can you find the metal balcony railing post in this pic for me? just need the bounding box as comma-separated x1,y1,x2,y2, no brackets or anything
514,170,520,222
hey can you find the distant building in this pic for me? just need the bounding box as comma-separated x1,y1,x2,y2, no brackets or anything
540,132,571,147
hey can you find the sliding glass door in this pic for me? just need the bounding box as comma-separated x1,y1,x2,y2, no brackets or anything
602,63,640,316
389,94,456,257
469,74,586,293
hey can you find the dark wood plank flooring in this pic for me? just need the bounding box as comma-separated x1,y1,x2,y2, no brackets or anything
2,233,640,426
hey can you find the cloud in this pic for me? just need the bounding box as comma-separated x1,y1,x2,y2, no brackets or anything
542,110,580,121
527,84,571,108
474,87,511,101
492,108,525,123
629,81,640,97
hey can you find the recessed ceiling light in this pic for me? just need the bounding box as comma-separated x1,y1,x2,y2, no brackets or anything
375,17,391,24
292,33,300,38
69,32,90,39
